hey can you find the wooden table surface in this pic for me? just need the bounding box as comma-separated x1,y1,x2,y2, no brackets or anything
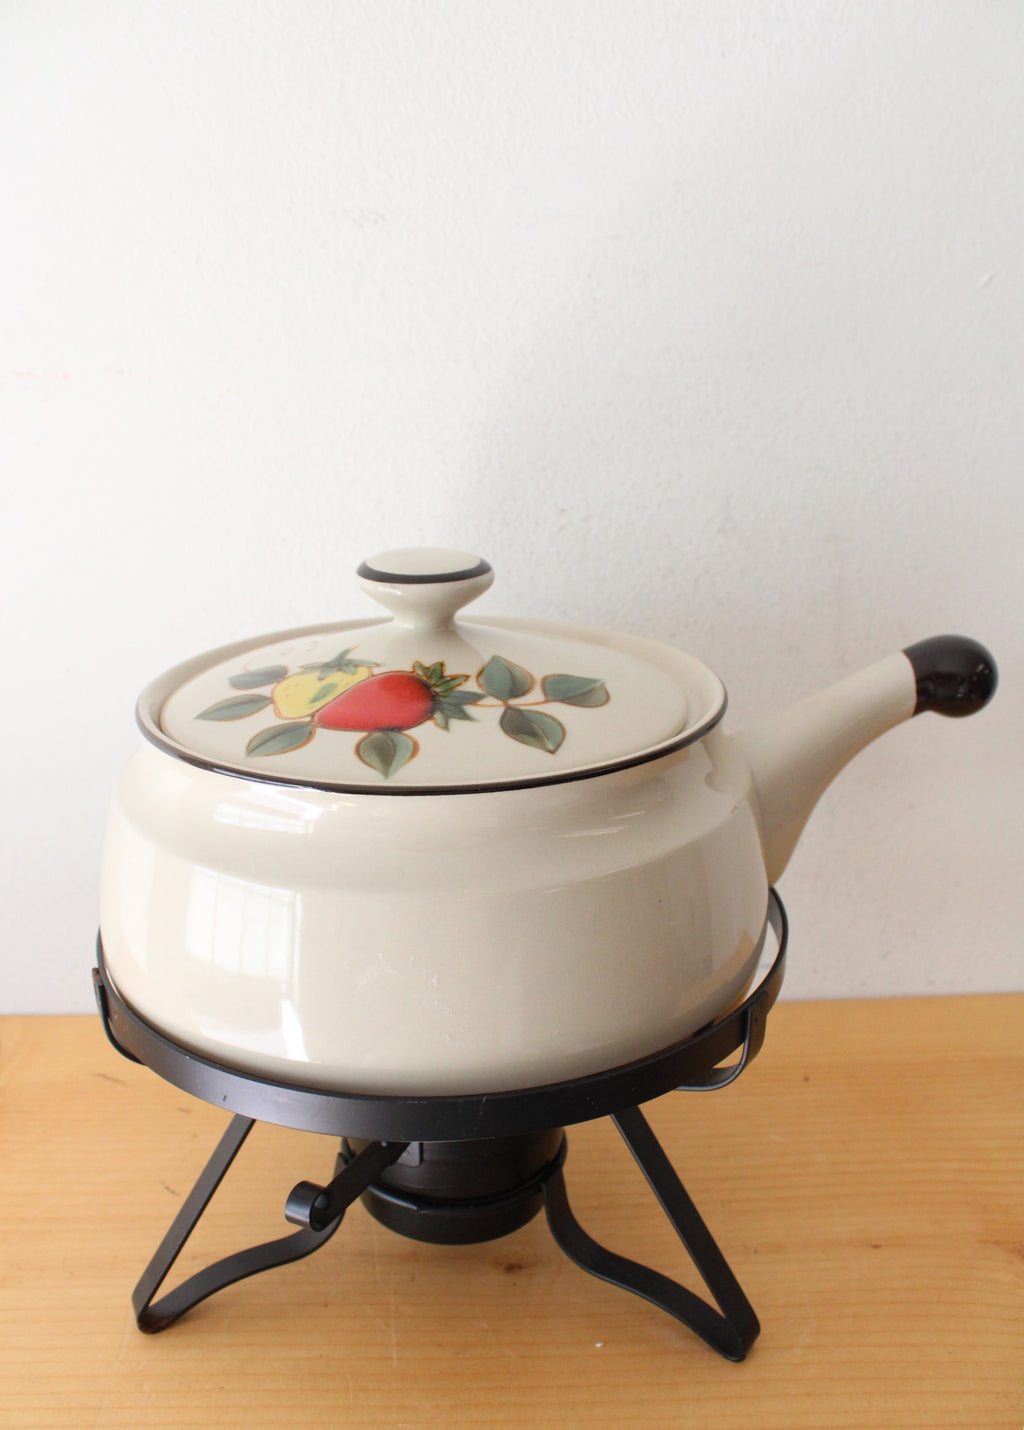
1,996,1021,1429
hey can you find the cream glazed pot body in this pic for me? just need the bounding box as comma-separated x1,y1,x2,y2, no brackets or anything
99,730,768,1095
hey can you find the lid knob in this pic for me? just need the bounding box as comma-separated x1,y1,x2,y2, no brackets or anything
356,548,494,630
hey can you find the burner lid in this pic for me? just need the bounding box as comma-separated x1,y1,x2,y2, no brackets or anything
142,547,726,791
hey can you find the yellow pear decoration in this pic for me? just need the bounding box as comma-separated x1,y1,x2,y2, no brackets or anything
271,648,377,720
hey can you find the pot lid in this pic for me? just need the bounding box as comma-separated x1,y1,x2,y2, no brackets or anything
142,548,726,792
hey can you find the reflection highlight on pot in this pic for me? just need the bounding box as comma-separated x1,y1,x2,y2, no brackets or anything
184,867,308,1062
185,868,300,979
212,789,326,835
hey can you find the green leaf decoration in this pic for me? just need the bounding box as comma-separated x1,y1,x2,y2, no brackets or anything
229,666,288,689
433,691,482,727
312,679,341,700
357,729,418,779
541,673,610,708
413,660,445,684
309,648,379,676
414,660,468,693
443,689,485,705
478,654,535,701
499,706,565,754
196,694,272,721
245,723,316,757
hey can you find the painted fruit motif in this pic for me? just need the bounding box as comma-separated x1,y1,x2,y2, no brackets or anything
273,664,375,719
314,671,435,732
311,661,486,777
195,648,610,780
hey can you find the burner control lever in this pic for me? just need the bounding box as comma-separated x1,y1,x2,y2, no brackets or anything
285,1139,410,1232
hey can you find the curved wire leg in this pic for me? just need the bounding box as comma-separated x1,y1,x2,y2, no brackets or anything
543,1106,759,1362
132,1115,404,1333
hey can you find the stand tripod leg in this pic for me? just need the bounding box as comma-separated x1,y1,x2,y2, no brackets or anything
132,1114,405,1333
543,1105,759,1361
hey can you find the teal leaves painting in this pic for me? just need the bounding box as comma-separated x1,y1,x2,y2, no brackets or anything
356,730,418,778
540,673,609,707
498,706,566,753
477,654,535,701
196,693,273,720
193,646,609,778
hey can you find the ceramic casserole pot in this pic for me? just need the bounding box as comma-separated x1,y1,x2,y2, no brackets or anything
99,548,997,1095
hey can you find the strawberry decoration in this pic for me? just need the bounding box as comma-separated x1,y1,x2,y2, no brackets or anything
314,661,484,776
314,671,435,732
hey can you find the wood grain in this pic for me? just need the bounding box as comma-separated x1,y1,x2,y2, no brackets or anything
1,997,1021,1429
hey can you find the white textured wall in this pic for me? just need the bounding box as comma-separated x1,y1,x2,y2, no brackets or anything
2,2,1021,1012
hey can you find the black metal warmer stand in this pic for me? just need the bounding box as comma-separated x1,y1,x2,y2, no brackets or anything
93,891,787,1362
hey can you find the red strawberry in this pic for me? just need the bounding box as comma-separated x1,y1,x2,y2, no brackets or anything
314,671,435,732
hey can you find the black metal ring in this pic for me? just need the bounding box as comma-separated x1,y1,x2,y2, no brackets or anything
93,890,787,1143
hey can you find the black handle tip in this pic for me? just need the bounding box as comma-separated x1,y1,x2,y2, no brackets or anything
904,635,998,718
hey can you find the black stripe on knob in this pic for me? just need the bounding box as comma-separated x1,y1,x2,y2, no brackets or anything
357,557,493,585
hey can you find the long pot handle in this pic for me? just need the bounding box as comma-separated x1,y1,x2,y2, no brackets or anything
734,632,998,885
